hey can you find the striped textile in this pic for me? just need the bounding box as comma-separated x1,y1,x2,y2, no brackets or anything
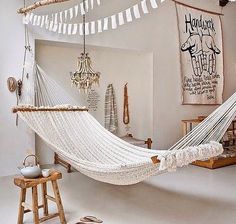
104,84,118,134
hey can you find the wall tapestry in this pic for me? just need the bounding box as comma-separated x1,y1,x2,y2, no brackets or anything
176,3,224,105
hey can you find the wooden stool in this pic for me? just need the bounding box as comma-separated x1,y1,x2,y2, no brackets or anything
14,171,66,224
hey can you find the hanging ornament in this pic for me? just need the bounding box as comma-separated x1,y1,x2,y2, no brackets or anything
71,53,100,92
70,0,100,93
7,77,17,92
123,83,130,133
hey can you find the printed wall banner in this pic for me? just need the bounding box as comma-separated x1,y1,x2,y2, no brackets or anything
87,89,100,111
176,3,224,105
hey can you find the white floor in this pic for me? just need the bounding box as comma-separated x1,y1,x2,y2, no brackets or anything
0,164,236,224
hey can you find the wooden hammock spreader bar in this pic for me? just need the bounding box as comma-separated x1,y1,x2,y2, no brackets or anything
17,0,72,14
12,107,88,113
151,156,160,165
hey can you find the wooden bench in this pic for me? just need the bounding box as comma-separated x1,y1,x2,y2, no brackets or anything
14,171,66,224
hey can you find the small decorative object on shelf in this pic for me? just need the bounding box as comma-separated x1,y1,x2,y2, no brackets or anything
42,169,51,178
182,116,236,169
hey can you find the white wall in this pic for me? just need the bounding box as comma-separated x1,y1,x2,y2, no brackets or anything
35,41,153,164
0,0,35,176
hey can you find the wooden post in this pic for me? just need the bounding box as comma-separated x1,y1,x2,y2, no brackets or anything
51,180,66,224
32,186,39,224
41,183,49,216
17,188,26,224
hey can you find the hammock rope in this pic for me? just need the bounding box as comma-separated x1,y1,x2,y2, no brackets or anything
14,64,230,185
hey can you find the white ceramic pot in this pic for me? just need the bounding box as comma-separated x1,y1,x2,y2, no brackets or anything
20,155,41,179
20,166,41,179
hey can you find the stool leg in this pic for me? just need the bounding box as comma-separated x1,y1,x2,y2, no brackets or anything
41,183,49,216
32,186,39,224
17,188,26,224
51,180,66,224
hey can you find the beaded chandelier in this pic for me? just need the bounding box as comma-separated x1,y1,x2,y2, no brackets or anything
71,52,100,91
70,0,100,92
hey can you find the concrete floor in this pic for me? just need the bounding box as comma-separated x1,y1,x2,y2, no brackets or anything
0,164,236,224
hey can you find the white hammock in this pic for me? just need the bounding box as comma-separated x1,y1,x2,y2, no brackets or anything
14,64,235,185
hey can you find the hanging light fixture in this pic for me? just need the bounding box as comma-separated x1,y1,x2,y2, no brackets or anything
70,0,100,92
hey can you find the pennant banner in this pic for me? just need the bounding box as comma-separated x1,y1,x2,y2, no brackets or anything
23,0,164,36
24,0,102,26
176,3,224,105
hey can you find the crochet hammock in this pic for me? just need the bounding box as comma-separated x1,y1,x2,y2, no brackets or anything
14,65,236,185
